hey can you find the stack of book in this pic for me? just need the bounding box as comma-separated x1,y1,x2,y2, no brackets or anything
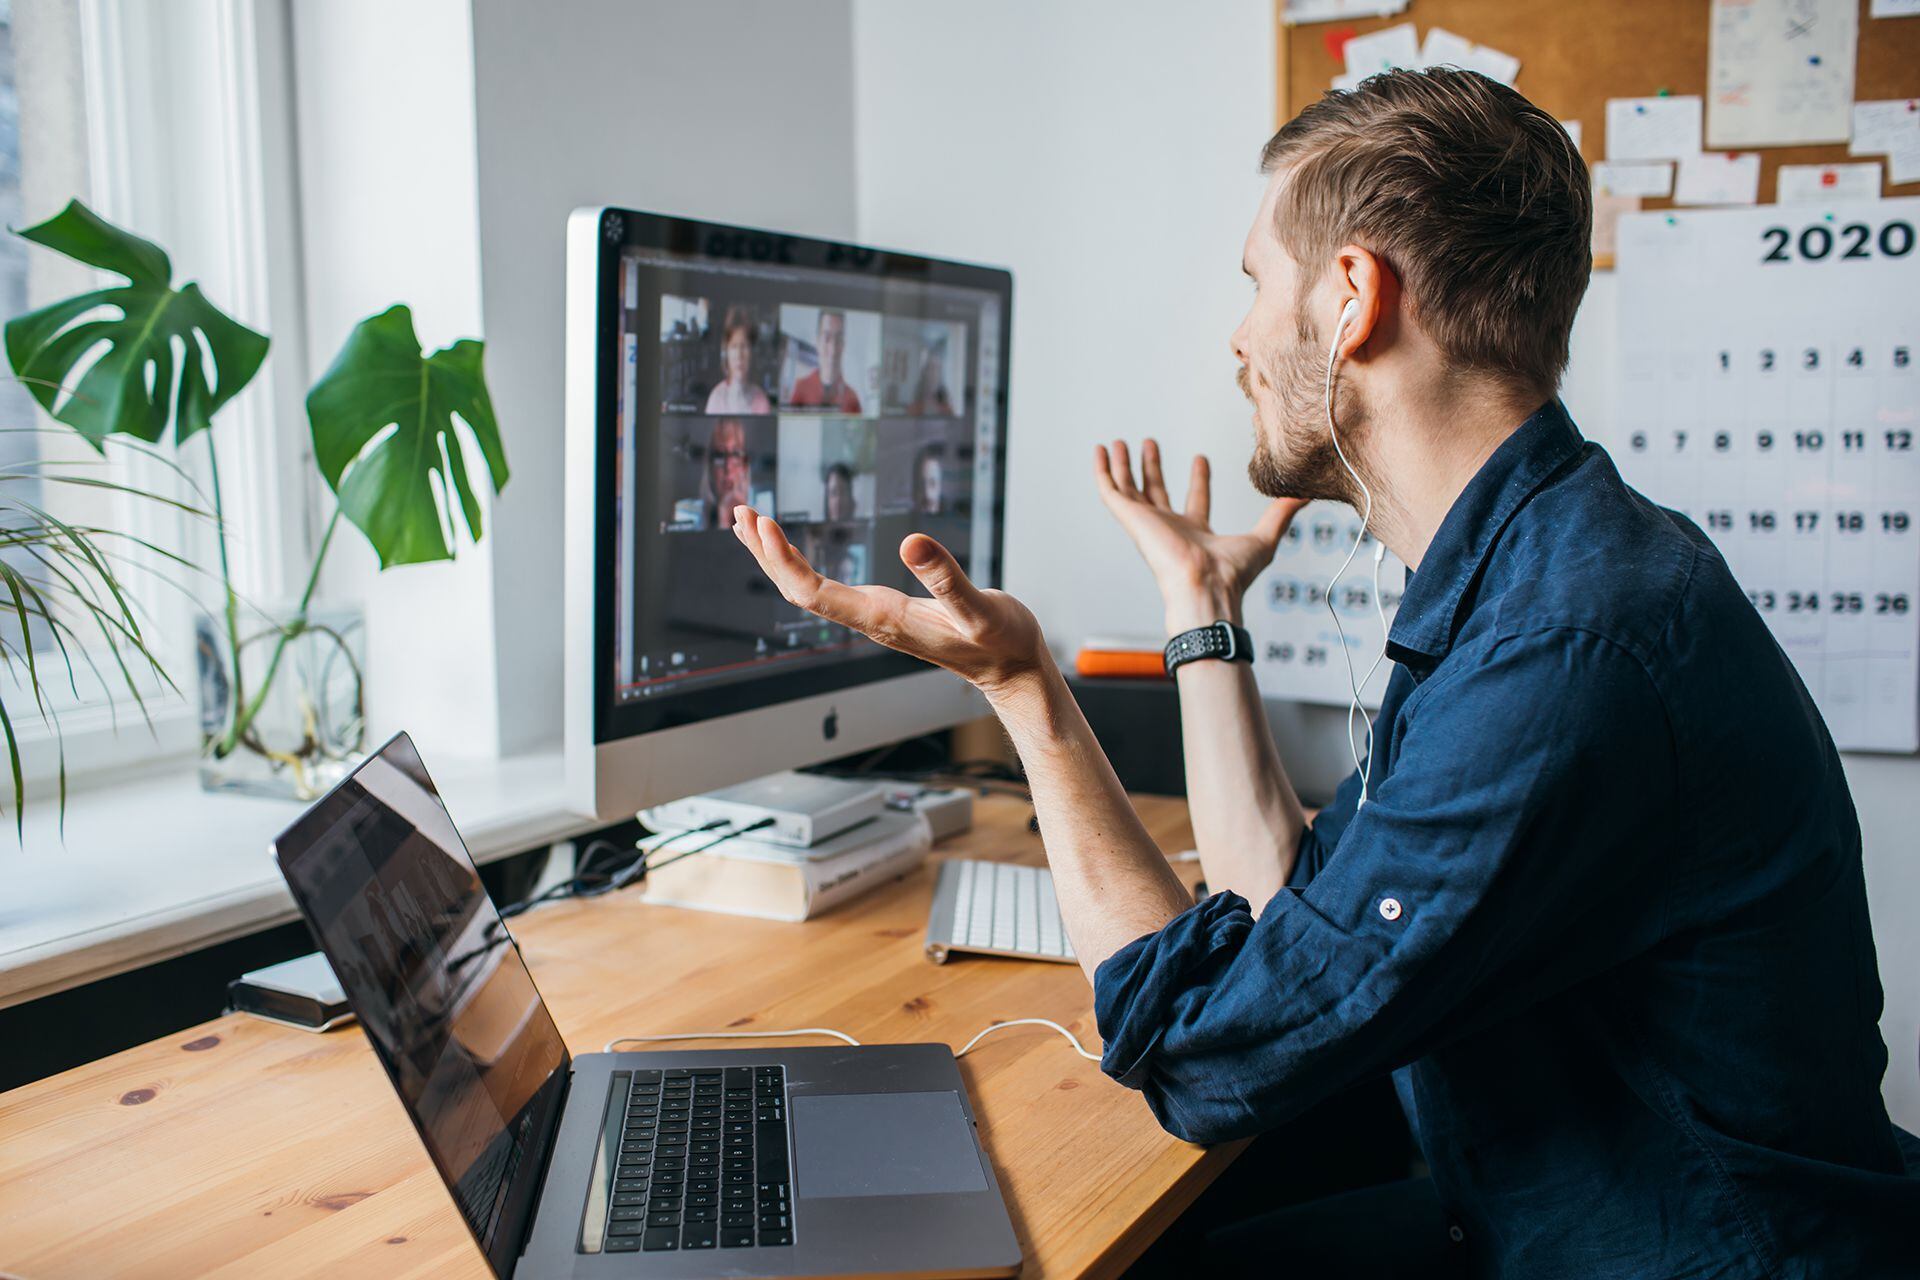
641,808,932,921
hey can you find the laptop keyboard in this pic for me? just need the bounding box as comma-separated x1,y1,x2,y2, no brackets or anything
598,1065,791,1252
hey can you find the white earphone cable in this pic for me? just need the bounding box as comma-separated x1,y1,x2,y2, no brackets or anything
1323,306,1384,806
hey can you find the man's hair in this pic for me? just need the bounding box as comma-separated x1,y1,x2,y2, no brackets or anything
1261,68,1590,396
818,308,846,330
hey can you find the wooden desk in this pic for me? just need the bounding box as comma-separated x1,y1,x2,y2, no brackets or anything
0,794,1241,1278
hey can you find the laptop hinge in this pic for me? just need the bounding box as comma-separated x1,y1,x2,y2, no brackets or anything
508,1059,574,1273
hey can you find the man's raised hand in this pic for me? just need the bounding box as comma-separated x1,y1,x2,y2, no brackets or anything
731,506,1049,703
1092,437,1305,632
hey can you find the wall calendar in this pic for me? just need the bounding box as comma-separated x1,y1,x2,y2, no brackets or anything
1614,199,1919,753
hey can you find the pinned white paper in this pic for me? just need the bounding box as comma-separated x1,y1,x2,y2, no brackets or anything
1418,27,1521,85
1341,22,1420,77
1851,100,1920,156
1776,162,1883,203
1674,152,1762,206
1594,161,1675,199
1561,120,1584,152
1285,0,1409,23
1869,0,1920,16
1606,97,1704,161
1707,0,1857,147
1889,132,1920,184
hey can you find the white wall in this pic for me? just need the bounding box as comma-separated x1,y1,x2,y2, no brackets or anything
850,0,1920,1129
467,0,859,754
853,0,1273,645
290,0,500,766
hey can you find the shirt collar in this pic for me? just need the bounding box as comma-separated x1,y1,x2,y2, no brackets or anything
1385,400,1585,669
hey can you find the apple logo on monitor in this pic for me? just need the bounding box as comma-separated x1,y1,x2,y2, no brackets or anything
823,707,839,741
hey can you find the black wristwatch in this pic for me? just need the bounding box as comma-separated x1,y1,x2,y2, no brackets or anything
1163,620,1253,675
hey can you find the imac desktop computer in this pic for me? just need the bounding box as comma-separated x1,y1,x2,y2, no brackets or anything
563,207,1013,822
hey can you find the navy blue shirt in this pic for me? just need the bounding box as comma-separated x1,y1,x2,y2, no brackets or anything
1095,402,1919,1278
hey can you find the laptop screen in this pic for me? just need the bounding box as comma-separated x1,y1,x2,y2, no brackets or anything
273,733,569,1276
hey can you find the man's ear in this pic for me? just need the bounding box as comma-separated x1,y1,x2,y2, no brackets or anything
1330,245,1394,360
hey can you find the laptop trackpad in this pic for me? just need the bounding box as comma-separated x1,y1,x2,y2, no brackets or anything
790,1091,989,1198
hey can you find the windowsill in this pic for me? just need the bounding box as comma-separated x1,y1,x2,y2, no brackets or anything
0,749,599,1011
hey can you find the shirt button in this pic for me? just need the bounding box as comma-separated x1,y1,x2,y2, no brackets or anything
1378,897,1402,921
1449,1225,1465,1243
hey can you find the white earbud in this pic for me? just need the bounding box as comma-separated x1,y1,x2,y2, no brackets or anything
1324,297,1385,808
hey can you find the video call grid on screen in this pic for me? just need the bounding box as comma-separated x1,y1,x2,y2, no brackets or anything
609,244,1002,712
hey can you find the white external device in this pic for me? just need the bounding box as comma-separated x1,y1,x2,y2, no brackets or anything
643,771,889,849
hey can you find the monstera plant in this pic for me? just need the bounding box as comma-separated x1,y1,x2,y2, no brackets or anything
5,199,509,798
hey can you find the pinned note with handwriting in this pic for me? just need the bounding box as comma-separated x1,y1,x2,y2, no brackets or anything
1607,97,1704,162
1852,101,1920,157
1707,0,1857,148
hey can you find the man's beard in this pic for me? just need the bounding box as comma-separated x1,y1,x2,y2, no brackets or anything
1243,311,1361,504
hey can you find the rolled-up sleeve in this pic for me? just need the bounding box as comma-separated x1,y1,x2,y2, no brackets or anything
1093,628,1678,1146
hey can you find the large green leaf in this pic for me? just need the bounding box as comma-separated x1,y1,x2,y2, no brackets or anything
3,200,269,449
307,304,509,568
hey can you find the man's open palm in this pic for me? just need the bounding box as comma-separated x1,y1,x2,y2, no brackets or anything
1094,437,1304,606
731,507,1046,699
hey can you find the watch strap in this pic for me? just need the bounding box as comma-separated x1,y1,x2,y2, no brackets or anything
1163,621,1253,675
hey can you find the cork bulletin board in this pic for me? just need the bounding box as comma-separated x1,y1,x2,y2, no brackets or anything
1274,0,1920,257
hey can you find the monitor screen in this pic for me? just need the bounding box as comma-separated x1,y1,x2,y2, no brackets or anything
273,734,568,1276
588,211,1010,743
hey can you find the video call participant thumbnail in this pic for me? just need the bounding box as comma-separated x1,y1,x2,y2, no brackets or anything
880,317,968,417
781,305,878,414
706,304,775,414
875,421,973,519
775,418,876,524
665,416,775,532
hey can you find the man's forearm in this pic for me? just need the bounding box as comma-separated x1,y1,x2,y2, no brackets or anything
1166,588,1306,913
986,657,1194,981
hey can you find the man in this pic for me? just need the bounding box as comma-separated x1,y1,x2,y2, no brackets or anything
788,308,863,412
697,417,752,530
913,443,945,516
733,69,1918,1277
823,461,858,522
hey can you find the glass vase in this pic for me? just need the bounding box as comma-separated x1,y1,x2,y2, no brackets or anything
198,600,368,801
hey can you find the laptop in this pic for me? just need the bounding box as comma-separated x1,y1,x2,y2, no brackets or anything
272,732,1022,1278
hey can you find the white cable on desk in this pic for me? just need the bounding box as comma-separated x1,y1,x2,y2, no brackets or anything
604,1017,1100,1062
955,1018,1101,1062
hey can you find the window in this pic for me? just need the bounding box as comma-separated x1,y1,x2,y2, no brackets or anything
0,0,191,774
0,0,310,788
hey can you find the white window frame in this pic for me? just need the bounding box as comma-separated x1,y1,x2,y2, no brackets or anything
10,0,313,795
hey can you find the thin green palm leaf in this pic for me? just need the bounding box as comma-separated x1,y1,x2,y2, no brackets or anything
307,304,509,568
3,201,269,449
